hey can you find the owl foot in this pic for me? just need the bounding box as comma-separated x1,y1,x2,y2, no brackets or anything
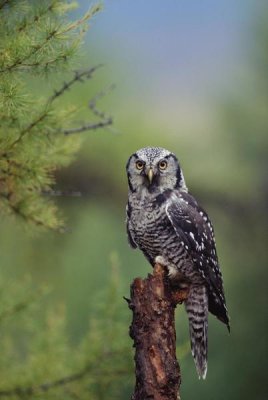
155,256,169,267
155,256,178,280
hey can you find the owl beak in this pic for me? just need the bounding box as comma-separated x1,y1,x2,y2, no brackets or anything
147,168,154,184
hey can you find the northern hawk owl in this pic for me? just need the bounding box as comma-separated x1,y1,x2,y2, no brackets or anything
126,146,229,379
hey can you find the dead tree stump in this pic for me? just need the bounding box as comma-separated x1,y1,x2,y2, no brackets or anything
128,263,189,400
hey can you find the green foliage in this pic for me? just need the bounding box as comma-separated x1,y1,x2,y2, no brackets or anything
0,260,133,399
0,0,103,230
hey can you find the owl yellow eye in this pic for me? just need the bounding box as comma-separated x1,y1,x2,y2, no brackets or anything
159,160,168,170
136,160,144,170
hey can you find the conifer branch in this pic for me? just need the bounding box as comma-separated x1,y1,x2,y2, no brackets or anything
0,29,59,74
0,354,130,398
16,2,56,33
0,365,92,397
9,111,49,148
0,1,106,230
17,55,68,70
0,0,97,73
0,192,63,232
57,4,102,36
9,66,102,148
0,3,98,74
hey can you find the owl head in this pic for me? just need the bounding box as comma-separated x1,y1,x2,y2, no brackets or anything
126,147,187,193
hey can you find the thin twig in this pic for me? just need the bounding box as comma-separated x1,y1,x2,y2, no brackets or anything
57,4,101,36
42,189,82,197
49,65,102,103
62,82,114,135
63,118,112,135
89,84,116,120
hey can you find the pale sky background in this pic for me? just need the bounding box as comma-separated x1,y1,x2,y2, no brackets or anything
75,1,259,129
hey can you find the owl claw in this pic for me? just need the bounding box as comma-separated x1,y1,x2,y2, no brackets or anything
155,256,168,267
155,257,179,279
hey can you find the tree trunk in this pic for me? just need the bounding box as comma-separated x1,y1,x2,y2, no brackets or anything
128,263,189,400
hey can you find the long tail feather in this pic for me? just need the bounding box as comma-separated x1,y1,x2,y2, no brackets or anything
185,284,208,379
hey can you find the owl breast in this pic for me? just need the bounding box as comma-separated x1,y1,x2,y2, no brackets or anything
129,195,203,284
130,198,178,263
130,199,168,257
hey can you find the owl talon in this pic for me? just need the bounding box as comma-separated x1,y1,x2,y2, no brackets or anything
155,256,168,267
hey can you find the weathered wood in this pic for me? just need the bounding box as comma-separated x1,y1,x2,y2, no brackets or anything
128,263,189,400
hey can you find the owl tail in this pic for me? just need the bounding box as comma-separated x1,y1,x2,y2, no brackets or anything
185,284,208,379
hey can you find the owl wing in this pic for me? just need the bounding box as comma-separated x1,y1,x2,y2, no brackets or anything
165,191,229,329
126,202,137,249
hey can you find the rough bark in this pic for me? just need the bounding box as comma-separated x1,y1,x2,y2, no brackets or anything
128,263,189,400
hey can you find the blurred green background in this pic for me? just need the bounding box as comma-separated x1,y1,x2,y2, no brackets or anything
0,1,267,399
